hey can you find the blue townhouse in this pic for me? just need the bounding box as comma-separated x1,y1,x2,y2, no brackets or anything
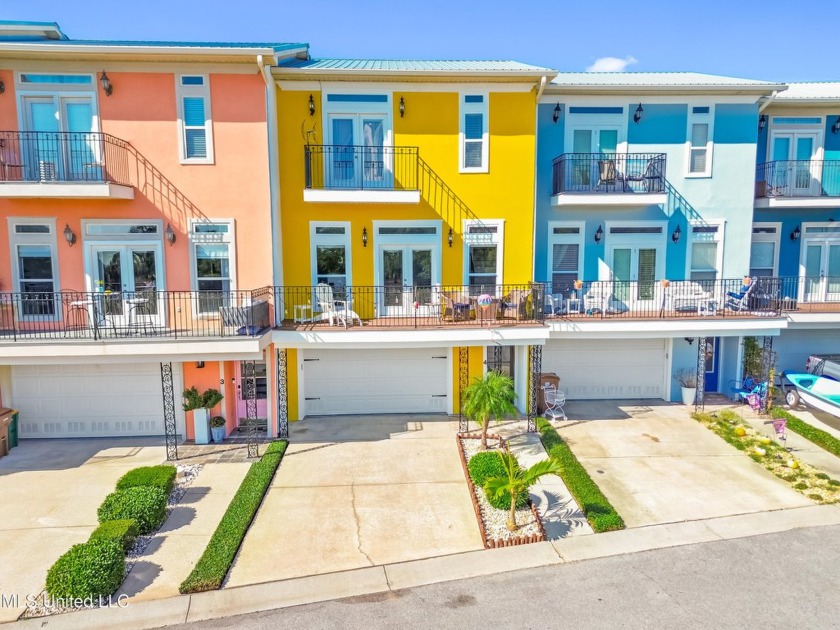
532,72,799,403
753,82,840,372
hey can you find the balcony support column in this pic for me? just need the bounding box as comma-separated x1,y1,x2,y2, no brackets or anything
160,362,178,461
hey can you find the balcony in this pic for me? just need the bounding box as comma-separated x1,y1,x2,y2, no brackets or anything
755,160,840,208
303,144,420,203
274,284,546,330
0,131,133,199
551,153,667,207
0,289,272,343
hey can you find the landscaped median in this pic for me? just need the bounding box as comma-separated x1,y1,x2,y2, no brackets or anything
180,440,288,594
535,418,626,533
692,409,840,503
769,407,840,459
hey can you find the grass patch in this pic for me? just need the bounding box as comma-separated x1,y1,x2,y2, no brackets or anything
770,407,840,459
692,410,840,504
179,441,288,594
535,418,625,533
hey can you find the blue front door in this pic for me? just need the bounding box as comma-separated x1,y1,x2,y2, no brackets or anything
705,337,720,392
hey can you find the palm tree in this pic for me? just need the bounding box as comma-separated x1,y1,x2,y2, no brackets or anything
485,449,564,531
461,371,517,450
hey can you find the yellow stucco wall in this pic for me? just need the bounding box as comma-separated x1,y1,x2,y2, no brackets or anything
275,87,536,290
451,346,487,414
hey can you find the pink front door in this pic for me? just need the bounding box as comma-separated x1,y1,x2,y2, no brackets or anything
235,360,268,426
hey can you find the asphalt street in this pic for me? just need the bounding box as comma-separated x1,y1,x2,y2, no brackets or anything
164,523,840,629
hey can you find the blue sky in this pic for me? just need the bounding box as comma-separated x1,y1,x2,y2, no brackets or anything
6,0,836,82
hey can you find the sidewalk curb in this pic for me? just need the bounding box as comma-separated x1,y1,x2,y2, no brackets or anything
8,504,840,629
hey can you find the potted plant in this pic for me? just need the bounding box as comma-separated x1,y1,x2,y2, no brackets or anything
182,387,224,445
210,416,227,443
674,369,698,405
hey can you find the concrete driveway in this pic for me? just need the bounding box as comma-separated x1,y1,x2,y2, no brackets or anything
0,438,165,622
557,401,812,528
226,416,483,587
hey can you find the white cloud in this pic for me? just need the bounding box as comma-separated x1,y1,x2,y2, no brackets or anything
585,56,638,72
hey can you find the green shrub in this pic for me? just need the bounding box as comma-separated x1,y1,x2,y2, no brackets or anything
89,519,140,552
467,451,528,510
116,465,177,496
808,493,824,501
794,482,809,490
815,472,830,480
770,407,840,459
98,486,168,534
829,479,840,487
45,539,125,600
180,441,288,594
535,418,625,533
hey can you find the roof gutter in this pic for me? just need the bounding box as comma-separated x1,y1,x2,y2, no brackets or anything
759,90,780,112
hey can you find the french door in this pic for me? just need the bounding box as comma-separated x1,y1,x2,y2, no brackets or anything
327,114,390,189
769,132,820,196
21,95,98,181
803,241,840,302
570,127,619,189
611,247,657,303
236,361,268,426
381,247,433,316
90,244,163,327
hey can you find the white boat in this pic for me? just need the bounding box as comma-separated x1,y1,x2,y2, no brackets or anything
782,372,840,418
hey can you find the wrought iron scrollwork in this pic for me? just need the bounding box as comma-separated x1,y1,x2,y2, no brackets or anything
695,337,707,412
458,347,469,432
527,345,542,432
277,349,289,439
244,359,259,458
160,362,178,461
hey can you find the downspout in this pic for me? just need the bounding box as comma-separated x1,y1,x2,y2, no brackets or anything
257,55,284,294
531,76,548,289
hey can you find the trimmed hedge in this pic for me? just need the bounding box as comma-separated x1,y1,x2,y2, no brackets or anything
116,465,177,496
468,451,528,511
771,407,840,459
45,539,125,600
89,519,140,552
536,418,625,533
179,441,288,594
98,486,168,535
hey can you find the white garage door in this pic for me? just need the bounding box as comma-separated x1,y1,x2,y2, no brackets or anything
12,363,165,438
543,339,666,400
303,348,448,416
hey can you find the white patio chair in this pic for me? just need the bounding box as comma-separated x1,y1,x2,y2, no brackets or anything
314,283,361,328
543,383,567,421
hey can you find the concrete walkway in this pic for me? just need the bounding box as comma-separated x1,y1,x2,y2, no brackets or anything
0,438,166,623
224,416,483,587
18,503,840,630
117,462,250,602
555,400,812,528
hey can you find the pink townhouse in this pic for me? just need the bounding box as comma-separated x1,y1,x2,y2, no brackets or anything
0,21,306,452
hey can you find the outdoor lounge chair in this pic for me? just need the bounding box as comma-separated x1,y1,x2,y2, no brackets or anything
500,289,531,321
220,299,270,336
441,291,472,322
314,283,361,328
725,277,757,312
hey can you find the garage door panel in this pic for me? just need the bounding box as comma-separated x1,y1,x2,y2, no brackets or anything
12,364,165,438
304,349,448,416
543,339,666,400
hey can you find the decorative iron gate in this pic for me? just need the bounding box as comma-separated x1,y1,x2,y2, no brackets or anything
243,359,260,458
458,347,469,432
527,345,542,432
276,348,289,439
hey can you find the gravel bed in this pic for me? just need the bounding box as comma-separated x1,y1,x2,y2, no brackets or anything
460,438,541,543
22,463,202,619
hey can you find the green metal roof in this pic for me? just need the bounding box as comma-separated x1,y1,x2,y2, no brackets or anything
277,58,554,74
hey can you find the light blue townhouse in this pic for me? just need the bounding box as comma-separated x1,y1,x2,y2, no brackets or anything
753,82,840,372
532,72,794,403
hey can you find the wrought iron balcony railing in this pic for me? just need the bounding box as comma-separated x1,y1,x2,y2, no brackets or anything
0,131,131,185
0,289,273,342
304,144,419,191
552,153,666,195
755,160,840,198
274,284,546,329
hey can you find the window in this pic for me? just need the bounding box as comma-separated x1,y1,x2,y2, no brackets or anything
686,106,713,176
460,93,488,173
240,361,268,400
190,220,235,313
689,224,723,283
464,220,503,291
310,222,350,299
177,75,213,163
750,224,780,277
8,219,58,318
548,223,583,294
